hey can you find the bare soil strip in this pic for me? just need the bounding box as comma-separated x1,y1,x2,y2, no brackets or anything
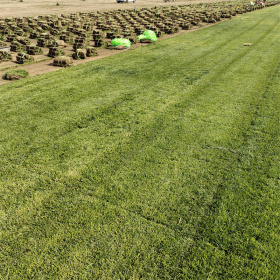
0,0,231,18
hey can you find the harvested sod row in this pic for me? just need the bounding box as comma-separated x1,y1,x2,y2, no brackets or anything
0,4,280,279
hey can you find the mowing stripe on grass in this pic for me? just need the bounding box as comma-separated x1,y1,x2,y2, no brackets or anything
0,5,280,279
183,58,280,279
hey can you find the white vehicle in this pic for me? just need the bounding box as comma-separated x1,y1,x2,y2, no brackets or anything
116,0,135,3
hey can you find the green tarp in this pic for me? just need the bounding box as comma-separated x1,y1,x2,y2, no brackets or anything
137,30,158,42
111,38,131,49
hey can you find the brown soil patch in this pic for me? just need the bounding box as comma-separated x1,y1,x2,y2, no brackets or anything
1,0,228,18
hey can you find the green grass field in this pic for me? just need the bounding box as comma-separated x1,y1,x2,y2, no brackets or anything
1,5,280,279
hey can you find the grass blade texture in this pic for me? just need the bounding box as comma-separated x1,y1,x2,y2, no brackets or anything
0,5,280,279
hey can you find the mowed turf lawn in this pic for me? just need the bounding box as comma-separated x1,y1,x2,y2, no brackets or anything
1,5,280,279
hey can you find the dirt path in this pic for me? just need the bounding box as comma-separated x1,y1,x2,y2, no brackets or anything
0,47,129,85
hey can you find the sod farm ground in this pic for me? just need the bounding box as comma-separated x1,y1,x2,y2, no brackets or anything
0,2,280,280
1,0,236,18
1,0,278,84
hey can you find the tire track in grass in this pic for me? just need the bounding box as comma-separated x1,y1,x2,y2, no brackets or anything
86,6,280,264
77,7,280,245
1,4,279,242
180,16,280,244
64,6,280,136
182,57,280,279
0,191,183,279
1,6,280,279
150,7,277,81
39,8,280,148
197,56,280,232
1,10,277,184
0,7,275,157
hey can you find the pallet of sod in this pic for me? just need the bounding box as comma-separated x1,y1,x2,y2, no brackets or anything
0,50,12,62
26,45,43,55
10,41,27,52
16,52,34,64
48,46,65,57
86,47,98,57
72,48,87,59
53,56,73,67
